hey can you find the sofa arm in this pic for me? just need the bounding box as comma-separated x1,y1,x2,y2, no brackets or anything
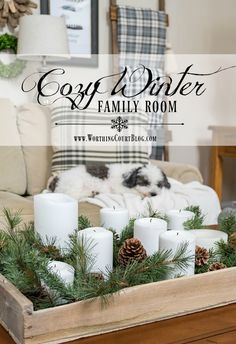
150,160,203,184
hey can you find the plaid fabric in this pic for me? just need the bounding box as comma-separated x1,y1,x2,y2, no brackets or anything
117,5,167,69
121,65,165,128
50,105,149,173
117,5,167,158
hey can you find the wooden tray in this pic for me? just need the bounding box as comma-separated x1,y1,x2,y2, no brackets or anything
1,268,236,344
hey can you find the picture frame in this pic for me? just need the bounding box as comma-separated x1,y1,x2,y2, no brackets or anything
40,0,99,67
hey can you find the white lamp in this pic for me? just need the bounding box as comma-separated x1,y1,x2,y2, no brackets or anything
17,15,69,103
17,15,69,65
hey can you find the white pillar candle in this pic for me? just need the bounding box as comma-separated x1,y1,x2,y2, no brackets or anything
100,207,129,236
134,218,167,256
78,227,113,275
47,261,75,286
167,210,195,231
34,193,78,248
190,229,228,251
159,230,196,278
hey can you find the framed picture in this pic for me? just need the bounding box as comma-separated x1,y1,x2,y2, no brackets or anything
40,0,99,67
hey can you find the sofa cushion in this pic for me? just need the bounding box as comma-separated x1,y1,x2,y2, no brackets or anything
0,191,33,227
0,99,27,195
17,104,53,195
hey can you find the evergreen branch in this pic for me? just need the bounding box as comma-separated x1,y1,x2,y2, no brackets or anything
184,206,205,229
215,240,236,267
218,210,236,234
118,218,135,243
147,203,168,222
66,229,96,277
2,208,23,231
78,216,92,231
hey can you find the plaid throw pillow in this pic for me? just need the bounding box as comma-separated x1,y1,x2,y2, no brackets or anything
50,106,149,174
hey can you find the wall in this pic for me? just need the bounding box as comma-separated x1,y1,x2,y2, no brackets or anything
0,0,235,201
166,0,236,201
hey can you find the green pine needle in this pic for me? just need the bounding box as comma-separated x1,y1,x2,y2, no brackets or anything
218,210,236,234
78,216,92,231
184,206,205,229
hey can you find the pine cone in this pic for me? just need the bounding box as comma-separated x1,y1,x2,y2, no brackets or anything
195,246,210,267
89,273,104,281
118,238,147,267
40,245,62,260
229,232,236,250
208,262,226,272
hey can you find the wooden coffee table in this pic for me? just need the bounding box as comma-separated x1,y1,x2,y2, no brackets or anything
1,303,236,344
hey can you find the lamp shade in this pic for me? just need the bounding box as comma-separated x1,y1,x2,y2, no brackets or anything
17,15,69,61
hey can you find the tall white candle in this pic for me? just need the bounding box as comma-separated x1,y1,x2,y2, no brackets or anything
100,207,129,236
190,229,228,251
47,261,75,286
134,218,167,256
167,209,194,231
34,193,78,248
159,230,196,278
78,227,113,275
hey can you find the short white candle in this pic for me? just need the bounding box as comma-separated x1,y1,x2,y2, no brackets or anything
34,193,78,248
100,207,129,236
159,230,196,278
190,229,228,251
78,227,113,275
47,261,75,286
167,209,195,231
134,218,167,256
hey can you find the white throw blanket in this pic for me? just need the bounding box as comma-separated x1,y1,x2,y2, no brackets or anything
85,178,221,225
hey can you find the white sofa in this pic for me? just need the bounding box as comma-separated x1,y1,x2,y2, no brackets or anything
0,98,203,226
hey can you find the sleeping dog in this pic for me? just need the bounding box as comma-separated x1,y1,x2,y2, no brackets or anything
48,164,171,201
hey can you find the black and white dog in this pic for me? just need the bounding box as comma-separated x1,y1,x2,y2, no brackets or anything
48,164,171,200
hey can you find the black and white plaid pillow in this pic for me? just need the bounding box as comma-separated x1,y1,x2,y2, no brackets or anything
50,105,149,174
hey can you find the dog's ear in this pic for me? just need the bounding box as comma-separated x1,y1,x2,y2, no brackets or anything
122,167,141,188
157,172,171,189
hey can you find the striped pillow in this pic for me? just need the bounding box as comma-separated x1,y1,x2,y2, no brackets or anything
50,105,149,174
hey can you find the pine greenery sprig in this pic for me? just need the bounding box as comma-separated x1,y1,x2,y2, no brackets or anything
184,206,205,229
78,215,92,231
215,240,236,267
147,203,168,222
66,229,96,276
2,208,23,230
218,209,236,234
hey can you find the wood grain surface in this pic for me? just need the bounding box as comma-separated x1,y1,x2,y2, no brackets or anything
2,304,236,344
